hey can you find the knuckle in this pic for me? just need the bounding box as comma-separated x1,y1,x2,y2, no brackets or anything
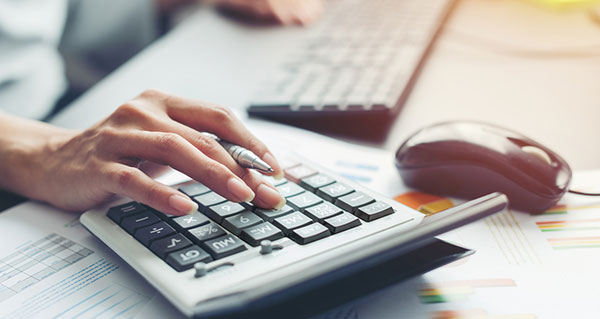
196,136,219,157
156,132,186,153
203,161,226,182
144,183,164,204
115,102,146,120
113,168,138,189
140,89,166,99
211,105,234,124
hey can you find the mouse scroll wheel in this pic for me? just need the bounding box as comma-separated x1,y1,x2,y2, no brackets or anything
521,146,553,165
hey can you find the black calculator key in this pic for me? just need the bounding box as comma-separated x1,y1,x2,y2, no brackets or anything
290,223,331,245
287,192,323,211
120,212,161,234
150,233,192,259
335,191,375,213
356,201,395,221
276,182,305,198
166,245,212,271
324,212,361,233
204,235,247,259
317,183,355,202
206,202,246,223
172,212,210,229
274,211,312,235
240,222,284,247
263,176,288,187
304,202,343,221
222,212,263,235
188,222,227,242
193,192,226,207
178,182,210,197
300,174,335,192
108,202,146,223
255,205,295,222
134,222,176,246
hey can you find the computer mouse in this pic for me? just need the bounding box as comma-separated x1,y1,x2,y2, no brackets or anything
395,121,572,213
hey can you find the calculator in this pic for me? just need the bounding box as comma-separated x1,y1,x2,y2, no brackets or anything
80,155,507,318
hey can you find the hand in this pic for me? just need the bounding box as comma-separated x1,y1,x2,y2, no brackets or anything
214,0,325,25
7,90,285,215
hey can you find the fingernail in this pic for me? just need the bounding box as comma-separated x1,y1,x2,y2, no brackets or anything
227,178,255,202
257,184,286,210
169,194,197,215
263,152,284,179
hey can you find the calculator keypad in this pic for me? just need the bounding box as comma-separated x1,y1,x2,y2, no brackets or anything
107,164,397,272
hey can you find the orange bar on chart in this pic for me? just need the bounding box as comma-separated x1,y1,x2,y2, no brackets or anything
394,191,454,215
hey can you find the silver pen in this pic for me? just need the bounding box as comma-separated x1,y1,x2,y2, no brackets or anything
218,140,274,173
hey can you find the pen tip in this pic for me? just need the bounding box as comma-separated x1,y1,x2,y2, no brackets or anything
267,168,274,173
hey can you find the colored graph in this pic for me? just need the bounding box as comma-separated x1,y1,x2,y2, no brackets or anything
536,218,600,232
539,203,600,216
431,309,536,319
485,210,542,265
394,192,454,215
547,236,600,250
418,279,516,304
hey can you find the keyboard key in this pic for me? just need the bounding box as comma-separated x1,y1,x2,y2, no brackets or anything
172,212,210,229
324,212,361,233
108,202,146,223
335,191,375,213
356,201,395,221
166,245,212,271
317,182,355,202
285,165,318,183
276,182,305,198
193,192,226,207
134,222,176,246
274,211,312,235
290,223,331,245
120,212,161,234
204,235,247,259
239,222,284,247
300,174,335,192
150,233,192,259
304,202,343,221
206,202,246,223
287,192,323,211
263,176,288,187
178,182,210,197
188,222,226,242
222,212,263,235
255,205,295,222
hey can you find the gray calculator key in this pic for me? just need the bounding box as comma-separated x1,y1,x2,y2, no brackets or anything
276,182,306,198
335,191,375,213
166,245,212,271
324,212,361,233
204,235,247,259
108,202,146,223
273,211,312,235
239,222,284,247
222,212,263,235
290,223,331,245
206,202,246,223
287,192,323,211
188,222,226,242
172,212,210,229
263,176,288,187
120,211,161,234
304,202,343,221
150,234,192,259
356,201,395,221
193,192,226,207
255,205,295,222
317,182,355,202
300,174,335,192
134,222,176,246
178,182,210,197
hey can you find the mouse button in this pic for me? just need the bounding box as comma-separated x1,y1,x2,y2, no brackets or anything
520,146,552,166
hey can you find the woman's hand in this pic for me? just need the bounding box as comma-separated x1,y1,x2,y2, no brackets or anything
0,90,285,216
214,0,325,25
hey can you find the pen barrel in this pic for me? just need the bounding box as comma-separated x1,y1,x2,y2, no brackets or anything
219,141,259,168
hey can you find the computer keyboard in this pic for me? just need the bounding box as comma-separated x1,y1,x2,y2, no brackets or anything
247,0,456,141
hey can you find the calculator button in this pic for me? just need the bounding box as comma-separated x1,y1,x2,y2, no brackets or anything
290,223,331,245
335,191,375,213
134,222,176,246
193,192,227,207
273,212,312,235
285,165,318,183
287,192,323,211
204,235,247,259
304,202,344,221
255,205,295,222
108,202,146,223
206,202,246,223
150,233,192,259
188,222,227,242
222,212,263,235
120,212,161,234
276,182,306,198
356,201,395,221
324,212,361,233
172,212,210,229
317,183,355,202
178,182,210,197
166,245,212,271
239,222,284,247
300,174,335,192
263,176,288,187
